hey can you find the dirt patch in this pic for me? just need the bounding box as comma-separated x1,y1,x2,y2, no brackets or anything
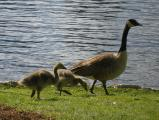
0,104,54,120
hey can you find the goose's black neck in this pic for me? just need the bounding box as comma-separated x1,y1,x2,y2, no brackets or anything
118,24,130,52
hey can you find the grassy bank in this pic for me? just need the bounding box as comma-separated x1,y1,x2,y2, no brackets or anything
0,84,158,120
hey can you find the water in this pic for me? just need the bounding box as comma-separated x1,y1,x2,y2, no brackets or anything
0,0,159,89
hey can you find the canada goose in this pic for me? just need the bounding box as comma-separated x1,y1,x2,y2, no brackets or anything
17,70,56,99
53,62,88,95
70,19,142,95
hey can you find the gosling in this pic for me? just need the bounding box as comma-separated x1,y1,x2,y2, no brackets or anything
17,69,56,99
53,63,88,95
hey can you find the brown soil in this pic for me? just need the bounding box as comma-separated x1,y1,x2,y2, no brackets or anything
0,104,54,120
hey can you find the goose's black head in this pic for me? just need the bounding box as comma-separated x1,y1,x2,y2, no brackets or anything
127,19,142,28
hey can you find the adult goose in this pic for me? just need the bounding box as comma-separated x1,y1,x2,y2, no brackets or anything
70,19,142,95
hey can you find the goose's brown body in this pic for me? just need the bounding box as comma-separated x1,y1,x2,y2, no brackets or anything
71,51,127,81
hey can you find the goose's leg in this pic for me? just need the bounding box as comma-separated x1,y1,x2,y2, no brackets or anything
90,80,97,94
102,81,109,95
31,90,36,98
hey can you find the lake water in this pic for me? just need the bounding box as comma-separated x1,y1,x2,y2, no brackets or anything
0,0,159,89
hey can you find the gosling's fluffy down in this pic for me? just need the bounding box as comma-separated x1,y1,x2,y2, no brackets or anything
53,63,88,95
17,69,56,99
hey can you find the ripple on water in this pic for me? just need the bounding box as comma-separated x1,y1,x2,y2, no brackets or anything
0,0,158,89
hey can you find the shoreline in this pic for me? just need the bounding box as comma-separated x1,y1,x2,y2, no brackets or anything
0,80,159,91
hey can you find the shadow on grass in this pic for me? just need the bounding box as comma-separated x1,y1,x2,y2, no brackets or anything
0,89,64,102
38,98,59,102
74,92,115,98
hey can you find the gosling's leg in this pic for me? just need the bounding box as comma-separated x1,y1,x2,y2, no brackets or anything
31,90,36,98
61,90,72,95
57,82,72,96
57,82,62,96
37,90,41,100
90,80,97,94
37,87,42,100
78,78,88,91
102,81,109,95
58,87,72,95
60,89,62,96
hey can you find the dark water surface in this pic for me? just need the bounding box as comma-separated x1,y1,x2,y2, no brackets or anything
0,0,159,89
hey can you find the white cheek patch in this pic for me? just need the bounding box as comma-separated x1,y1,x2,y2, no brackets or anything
127,21,134,27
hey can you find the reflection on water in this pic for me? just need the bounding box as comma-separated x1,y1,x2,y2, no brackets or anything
0,0,159,89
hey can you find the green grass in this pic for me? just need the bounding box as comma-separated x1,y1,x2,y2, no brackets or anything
0,84,159,120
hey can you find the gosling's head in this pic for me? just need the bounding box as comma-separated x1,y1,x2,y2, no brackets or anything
53,62,66,71
127,19,142,28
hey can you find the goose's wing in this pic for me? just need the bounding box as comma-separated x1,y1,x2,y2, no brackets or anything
70,52,116,76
